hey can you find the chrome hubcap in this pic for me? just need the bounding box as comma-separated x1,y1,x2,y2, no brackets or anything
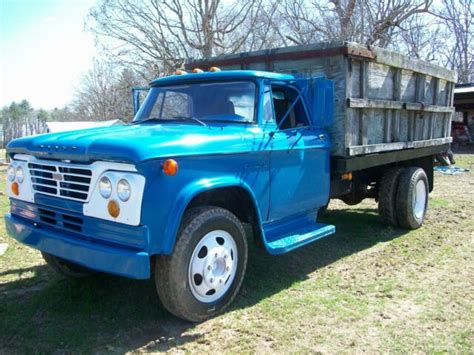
413,179,427,219
188,230,237,303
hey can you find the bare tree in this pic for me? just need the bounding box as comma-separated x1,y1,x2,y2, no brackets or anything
391,12,443,62
87,0,268,78
274,0,432,47
73,61,141,121
434,0,473,83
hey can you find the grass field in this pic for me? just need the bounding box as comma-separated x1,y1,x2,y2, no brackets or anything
0,156,473,353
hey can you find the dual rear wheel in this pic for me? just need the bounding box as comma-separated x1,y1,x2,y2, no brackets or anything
378,167,429,229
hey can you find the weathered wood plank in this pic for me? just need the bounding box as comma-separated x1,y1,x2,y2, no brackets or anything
373,46,457,82
344,57,353,152
348,137,452,155
359,61,369,145
412,137,452,148
348,142,406,155
429,113,434,139
392,68,401,142
383,110,391,143
348,98,455,113
404,102,454,113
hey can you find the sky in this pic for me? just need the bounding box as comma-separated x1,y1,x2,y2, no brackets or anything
0,0,98,110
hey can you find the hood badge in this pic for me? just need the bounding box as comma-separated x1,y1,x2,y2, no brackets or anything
38,144,78,152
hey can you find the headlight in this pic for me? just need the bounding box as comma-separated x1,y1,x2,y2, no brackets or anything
7,165,15,181
16,166,25,183
117,179,131,201
99,176,112,198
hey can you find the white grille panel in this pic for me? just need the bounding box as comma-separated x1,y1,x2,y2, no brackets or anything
28,162,92,201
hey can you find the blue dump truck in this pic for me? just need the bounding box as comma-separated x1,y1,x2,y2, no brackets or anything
5,42,456,321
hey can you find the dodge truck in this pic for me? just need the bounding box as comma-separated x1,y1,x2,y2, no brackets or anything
5,42,456,322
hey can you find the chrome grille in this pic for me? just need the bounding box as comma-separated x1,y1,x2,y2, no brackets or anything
28,162,92,201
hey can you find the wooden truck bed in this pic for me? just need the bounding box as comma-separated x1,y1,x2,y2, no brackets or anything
187,41,456,158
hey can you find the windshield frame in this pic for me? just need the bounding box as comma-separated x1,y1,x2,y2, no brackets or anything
133,79,259,125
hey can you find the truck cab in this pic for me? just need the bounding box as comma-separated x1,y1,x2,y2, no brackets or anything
5,70,337,321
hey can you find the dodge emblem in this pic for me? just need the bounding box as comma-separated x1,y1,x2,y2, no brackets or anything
52,173,63,181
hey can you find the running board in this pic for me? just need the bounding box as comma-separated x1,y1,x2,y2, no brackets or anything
263,215,335,255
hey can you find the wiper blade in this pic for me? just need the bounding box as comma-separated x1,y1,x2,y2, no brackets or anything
170,116,208,128
129,117,164,125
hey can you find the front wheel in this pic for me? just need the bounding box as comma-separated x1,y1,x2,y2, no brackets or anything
155,206,248,322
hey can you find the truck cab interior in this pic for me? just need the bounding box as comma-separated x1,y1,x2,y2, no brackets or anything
271,86,309,129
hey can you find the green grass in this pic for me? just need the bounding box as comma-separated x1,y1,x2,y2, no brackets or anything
0,157,473,353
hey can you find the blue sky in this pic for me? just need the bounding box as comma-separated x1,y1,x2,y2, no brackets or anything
0,0,97,109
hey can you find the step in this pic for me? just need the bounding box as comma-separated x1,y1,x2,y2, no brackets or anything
263,216,335,255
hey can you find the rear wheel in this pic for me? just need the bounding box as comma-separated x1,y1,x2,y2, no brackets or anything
41,252,93,278
155,206,248,322
395,167,429,229
378,167,405,227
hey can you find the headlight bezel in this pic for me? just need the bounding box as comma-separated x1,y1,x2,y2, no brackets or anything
117,179,131,202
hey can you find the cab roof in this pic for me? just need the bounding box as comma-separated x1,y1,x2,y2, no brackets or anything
149,70,294,86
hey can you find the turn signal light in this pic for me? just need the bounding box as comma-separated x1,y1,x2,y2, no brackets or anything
107,200,120,218
209,66,221,72
163,159,179,176
192,68,203,73
341,172,353,181
11,182,19,196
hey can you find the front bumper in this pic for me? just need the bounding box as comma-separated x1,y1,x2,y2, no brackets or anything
5,200,151,279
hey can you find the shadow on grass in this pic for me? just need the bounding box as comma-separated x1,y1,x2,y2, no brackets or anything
0,207,408,352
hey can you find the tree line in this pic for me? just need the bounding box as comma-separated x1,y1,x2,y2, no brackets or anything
1,0,472,146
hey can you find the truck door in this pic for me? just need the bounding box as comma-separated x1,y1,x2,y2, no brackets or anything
266,84,330,221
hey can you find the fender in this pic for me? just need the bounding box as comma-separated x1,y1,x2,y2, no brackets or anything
161,175,265,254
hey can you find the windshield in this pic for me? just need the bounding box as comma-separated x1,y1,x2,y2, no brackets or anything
134,81,256,123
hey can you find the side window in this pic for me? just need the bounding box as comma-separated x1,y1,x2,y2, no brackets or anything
263,85,275,123
272,86,309,130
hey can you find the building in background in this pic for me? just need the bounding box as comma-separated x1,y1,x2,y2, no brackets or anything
452,84,474,145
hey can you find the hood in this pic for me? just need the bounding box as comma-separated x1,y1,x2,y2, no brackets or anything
7,123,260,164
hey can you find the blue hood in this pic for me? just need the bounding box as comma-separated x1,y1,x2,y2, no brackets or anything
7,123,259,164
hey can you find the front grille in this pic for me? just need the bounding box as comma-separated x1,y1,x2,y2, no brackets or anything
38,207,83,232
28,162,92,201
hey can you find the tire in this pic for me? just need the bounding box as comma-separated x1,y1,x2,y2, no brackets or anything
41,252,93,278
395,167,429,229
155,206,248,322
378,167,405,227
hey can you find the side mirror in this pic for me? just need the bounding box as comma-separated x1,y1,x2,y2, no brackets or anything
313,77,334,128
